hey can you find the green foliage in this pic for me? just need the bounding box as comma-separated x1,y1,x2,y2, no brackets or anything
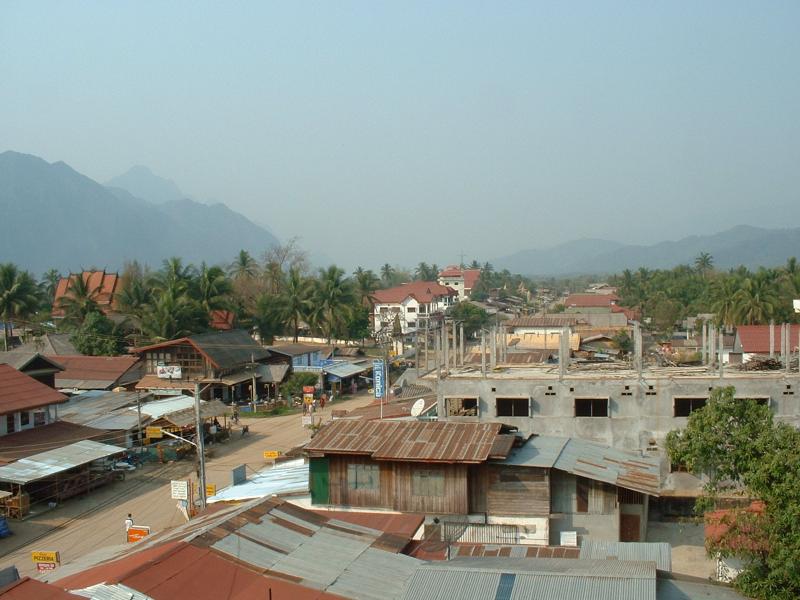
280,372,319,399
0,263,40,350
346,305,371,340
70,311,125,356
449,301,491,337
666,386,800,599
612,330,632,354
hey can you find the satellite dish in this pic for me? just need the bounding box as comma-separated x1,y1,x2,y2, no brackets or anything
410,398,425,417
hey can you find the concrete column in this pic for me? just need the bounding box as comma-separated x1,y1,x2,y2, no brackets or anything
481,330,487,376
459,324,465,367
490,327,497,370
701,322,707,365
443,323,449,376
769,321,775,358
718,328,724,378
452,320,457,369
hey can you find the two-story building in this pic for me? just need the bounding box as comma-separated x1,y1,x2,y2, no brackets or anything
0,363,68,435
132,329,272,401
305,420,660,546
437,266,482,302
371,281,457,342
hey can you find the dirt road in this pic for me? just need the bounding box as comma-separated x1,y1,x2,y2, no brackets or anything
0,393,374,578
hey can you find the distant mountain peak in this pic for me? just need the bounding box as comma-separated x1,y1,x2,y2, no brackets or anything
106,165,185,205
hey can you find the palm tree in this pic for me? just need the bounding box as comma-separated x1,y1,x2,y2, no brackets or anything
710,277,742,328
251,293,286,345
415,262,432,281
282,267,312,342
353,267,379,305
228,250,259,281
0,263,40,350
315,266,354,343
154,257,195,295
194,263,233,313
694,252,714,277
140,287,206,341
40,268,61,306
380,263,395,286
733,276,778,325
57,273,102,327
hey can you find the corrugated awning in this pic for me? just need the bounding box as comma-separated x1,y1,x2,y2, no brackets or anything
218,370,260,386
323,362,369,379
0,440,126,485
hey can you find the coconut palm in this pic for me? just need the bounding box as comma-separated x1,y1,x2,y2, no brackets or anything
140,287,206,341
315,266,354,343
39,268,61,306
710,277,743,328
353,267,379,305
733,276,778,325
694,252,714,277
228,250,259,281
282,267,313,342
0,263,40,350
194,263,233,313
154,257,195,295
57,273,103,327
251,293,286,345
380,263,395,286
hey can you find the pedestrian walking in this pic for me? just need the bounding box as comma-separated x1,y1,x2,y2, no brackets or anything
124,513,134,542
320,393,326,409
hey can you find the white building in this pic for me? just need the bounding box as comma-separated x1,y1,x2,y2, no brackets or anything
437,266,481,302
371,281,457,338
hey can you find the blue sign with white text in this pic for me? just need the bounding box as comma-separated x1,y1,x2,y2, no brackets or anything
373,359,385,398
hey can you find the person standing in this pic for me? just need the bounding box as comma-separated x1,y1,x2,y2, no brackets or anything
124,513,134,542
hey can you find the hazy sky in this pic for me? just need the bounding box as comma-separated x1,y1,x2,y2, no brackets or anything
2,2,799,269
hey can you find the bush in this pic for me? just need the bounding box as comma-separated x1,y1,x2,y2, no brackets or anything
280,372,319,399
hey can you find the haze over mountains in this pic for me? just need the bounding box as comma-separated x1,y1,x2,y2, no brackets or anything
0,151,279,274
493,225,800,276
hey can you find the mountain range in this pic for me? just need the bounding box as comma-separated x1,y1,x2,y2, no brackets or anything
0,151,280,274
493,225,800,276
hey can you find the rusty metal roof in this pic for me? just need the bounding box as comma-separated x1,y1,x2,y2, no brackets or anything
305,420,508,463
502,436,661,496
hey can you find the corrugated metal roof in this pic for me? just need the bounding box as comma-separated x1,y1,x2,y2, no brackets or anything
256,362,290,383
156,399,230,427
52,355,141,390
207,458,308,503
0,363,68,414
328,547,421,600
404,558,656,600
579,540,671,572
501,436,661,496
133,329,270,370
0,440,126,484
306,420,507,463
504,316,581,328
324,361,369,379
70,583,154,599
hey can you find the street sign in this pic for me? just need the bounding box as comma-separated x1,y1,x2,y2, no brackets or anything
373,359,385,398
127,525,150,543
146,426,163,439
302,386,316,394
263,450,281,460
36,562,57,572
301,415,313,427
170,480,189,500
205,484,217,497
31,551,60,564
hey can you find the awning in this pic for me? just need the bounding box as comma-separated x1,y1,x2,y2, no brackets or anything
0,440,126,485
323,362,369,379
135,375,194,391
256,363,289,383
217,370,260,386
154,399,231,428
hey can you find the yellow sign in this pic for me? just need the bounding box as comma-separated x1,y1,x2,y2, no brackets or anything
146,426,163,439
263,450,281,460
205,484,217,497
31,551,60,563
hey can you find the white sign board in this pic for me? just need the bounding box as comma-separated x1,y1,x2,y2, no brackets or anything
157,365,182,379
170,480,189,500
560,531,578,547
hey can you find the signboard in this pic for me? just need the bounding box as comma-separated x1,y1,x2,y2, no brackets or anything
170,480,189,500
127,525,151,543
36,562,58,572
301,415,313,427
146,426,163,439
156,364,182,379
232,464,247,486
263,450,281,460
31,551,60,564
302,386,316,394
373,359,385,399
205,484,217,497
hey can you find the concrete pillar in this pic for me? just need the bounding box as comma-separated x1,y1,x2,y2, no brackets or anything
701,322,707,365
459,324,465,367
452,320,457,369
481,330,487,376
443,323,449,376
769,321,775,358
490,326,497,370
718,328,724,378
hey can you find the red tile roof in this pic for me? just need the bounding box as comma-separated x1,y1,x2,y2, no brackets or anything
305,420,508,463
0,421,109,464
705,501,767,552
209,310,235,331
52,271,119,316
563,293,619,308
736,325,800,354
49,355,141,389
371,281,457,305
0,577,77,599
0,363,67,415
438,267,482,291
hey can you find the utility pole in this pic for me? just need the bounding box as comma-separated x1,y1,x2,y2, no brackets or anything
194,382,207,510
136,391,143,456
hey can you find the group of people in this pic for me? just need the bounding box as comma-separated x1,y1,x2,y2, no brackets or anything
302,391,335,415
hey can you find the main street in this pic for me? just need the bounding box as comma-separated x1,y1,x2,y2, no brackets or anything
0,392,375,578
